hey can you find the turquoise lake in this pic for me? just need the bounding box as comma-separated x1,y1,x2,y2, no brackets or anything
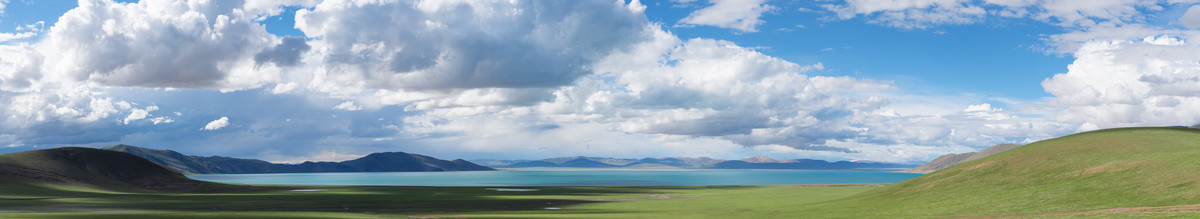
189,169,923,186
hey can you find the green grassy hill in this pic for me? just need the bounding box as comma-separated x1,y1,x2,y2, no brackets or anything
798,127,1200,217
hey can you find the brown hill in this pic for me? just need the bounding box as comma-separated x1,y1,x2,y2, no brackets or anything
0,147,206,191
740,156,779,163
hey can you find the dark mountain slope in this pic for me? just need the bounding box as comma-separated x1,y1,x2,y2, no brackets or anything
0,147,205,191
102,144,212,174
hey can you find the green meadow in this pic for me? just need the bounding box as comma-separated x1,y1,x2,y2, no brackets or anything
0,184,876,218
7,127,1200,218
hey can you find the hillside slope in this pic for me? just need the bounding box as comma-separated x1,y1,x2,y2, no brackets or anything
102,145,217,174
804,127,1200,217
103,145,493,174
904,143,1021,173
0,147,205,191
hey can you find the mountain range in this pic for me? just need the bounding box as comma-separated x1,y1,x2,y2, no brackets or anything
471,156,915,170
103,145,494,174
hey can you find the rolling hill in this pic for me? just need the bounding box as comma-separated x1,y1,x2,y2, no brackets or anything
903,143,1021,173
800,127,1200,217
103,145,494,174
0,147,206,191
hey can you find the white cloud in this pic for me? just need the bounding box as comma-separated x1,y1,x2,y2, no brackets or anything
334,101,362,111
123,105,158,124
149,116,174,124
0,44,42,92
41,0,280,91
0,32,35,43
1043,32,1200,130
4,85,126,124
964,103,999,112
16,21,45,32
393,27,1070,162
1182,4,1200,29
586,36,893,149
202,117,230,130
0,21,45,44
678,0,774,32
294,0,650,94
242,0,319,16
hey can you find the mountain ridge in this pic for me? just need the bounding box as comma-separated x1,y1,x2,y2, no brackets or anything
102,145,494,174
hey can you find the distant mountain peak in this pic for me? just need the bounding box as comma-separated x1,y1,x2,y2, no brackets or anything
740,156,779,163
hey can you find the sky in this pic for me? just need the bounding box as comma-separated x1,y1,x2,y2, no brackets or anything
1,0,1200,164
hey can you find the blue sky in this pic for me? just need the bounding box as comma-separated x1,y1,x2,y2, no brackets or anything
1,0,1199,164
646,0,1074,100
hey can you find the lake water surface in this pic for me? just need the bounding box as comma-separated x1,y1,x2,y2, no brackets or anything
189,169,922,186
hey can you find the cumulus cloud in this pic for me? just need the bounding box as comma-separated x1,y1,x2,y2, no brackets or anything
588,36,893,150
334,101,362,111
123,105,158,124
0,32,35,42
395,27,1069,162
294,0,650,92
0,44,42,92
202,117,230,130
4,85,127,124
254,36,310,67
1043,33,1200,130
41,0,278,90
678,0,774,32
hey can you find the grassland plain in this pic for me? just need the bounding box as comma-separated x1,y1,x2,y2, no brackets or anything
6,127,1200,218
0,183,878,218
787,127,1200,218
